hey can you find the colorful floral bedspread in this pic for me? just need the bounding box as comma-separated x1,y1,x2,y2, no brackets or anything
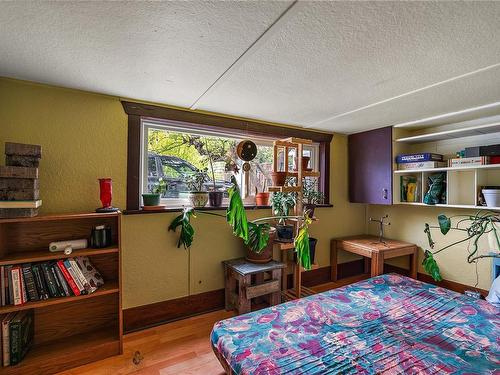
211,274,500,374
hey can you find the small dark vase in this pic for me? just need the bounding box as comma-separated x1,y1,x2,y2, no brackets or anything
276,224,294,240
303,203,316,218
294,237,317,264
208,191,224,207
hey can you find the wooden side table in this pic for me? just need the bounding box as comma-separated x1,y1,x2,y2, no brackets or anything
223,258,286,315
331,235,418,280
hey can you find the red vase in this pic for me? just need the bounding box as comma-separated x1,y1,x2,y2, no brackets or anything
99,178,113,208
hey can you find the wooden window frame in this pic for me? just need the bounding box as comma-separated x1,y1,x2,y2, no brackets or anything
122,101,333,211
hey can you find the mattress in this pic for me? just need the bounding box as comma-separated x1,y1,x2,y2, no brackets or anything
211,274,500,374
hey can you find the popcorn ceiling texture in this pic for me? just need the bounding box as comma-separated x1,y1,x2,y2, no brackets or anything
1,2,499,134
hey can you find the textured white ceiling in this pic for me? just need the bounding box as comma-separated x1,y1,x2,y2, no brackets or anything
1,1,499,134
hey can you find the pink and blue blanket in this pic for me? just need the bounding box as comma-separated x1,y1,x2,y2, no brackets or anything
211,274,499,374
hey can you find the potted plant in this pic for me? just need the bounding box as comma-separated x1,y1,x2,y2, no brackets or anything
302,178,325,217
168,176,313,268
271,192,296,240
185,170,209,208
142,178,167,207
204,140,225,207
255,177,269,206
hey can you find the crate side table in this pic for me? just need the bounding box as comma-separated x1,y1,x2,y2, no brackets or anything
223,258,286,315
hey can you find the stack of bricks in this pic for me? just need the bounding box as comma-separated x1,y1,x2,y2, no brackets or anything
0,142,42,218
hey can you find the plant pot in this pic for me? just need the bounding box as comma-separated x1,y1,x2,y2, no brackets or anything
302,156,311,171
142,193,160,206
276,224,294,240
246,227,276,264
482,188,500,207
294,237,317,264
208,191,224,207
271,171,287,186
255,192,270,206
188,191,208,208
303,203,316,218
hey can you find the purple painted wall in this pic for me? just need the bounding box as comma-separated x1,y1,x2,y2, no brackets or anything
348,126,392,205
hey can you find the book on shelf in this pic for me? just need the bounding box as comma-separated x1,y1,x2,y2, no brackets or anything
397,161,447,170
448,156,490,167
0,257,104,307
2,312,16,366
9,310,34,366
396,153,443,163
465,144,500,158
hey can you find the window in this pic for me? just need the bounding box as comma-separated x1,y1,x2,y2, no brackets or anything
141,119,320,207
122,100,332,211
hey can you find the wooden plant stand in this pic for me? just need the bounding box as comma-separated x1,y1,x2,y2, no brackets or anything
268,137,321,300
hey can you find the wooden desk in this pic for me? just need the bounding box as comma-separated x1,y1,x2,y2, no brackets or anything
331,235,418,280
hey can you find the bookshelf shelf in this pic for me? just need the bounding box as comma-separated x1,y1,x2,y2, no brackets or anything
0,246,119,266
0,212,122,374
0,280,119,314
394,163,500,174
1,328,120,375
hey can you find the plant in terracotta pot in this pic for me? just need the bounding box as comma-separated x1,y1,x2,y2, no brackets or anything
302,178,325,218
142,178,168,207
270,171,287,186
255,178,270,206
271,192,296,240
185,170,209,208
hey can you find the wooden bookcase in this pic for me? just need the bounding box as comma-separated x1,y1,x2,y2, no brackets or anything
0,212,122,375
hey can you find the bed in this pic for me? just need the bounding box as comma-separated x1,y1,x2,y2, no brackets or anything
211,274,500,374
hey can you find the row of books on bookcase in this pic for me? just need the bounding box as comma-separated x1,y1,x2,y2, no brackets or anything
2,309,34,366
0,256,104,306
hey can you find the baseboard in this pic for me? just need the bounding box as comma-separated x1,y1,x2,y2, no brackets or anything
123,259,488,333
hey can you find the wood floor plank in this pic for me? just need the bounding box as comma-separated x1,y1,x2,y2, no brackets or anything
62,280,359,374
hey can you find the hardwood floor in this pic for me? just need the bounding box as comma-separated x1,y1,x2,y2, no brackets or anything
62,274,369,375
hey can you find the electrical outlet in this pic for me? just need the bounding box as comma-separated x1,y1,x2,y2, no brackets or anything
464,290,481,299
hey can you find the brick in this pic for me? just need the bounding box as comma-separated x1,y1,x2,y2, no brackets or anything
0,178,39,190
5,142,42,157
0,189,40,201
6,155,40,168
0,166,38,179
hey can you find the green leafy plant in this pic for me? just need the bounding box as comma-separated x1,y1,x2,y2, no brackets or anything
423,211,500,281
168,176,314,270
302,178,324,205
151,177,168,196
294,216,312,270
185,169,208,192
168,208,196,249
270,192,296,224
226,176,249,242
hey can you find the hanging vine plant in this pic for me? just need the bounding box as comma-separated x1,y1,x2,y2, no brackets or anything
168,176,312,269
423,211,500,281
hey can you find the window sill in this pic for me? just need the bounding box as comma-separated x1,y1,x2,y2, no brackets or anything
123,203,333,215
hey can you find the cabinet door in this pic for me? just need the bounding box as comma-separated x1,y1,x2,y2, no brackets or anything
348,126,392,204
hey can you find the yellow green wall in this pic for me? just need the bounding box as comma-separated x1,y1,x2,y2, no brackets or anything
367,205,494,290
0,77,366,309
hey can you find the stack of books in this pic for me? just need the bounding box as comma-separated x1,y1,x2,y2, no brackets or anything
396,153,446,170
0,142,42,218
2,310,34,366
0,256,104,307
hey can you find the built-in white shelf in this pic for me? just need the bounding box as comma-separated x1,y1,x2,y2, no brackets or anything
394,163,500,174
395,122,500,144
395,202,500,211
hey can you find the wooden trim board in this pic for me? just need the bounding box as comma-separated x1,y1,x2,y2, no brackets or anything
123,260,488,333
